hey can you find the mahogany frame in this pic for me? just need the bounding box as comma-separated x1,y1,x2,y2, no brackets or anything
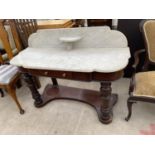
20,67,124,124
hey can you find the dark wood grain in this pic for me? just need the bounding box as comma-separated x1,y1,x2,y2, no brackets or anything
23,73,43,107
39,84,117,124
20,67,123,124
20,68,123,82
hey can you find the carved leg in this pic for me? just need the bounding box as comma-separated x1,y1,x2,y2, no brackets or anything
100,81,113,124
125,99,135,121
23,73,43,107
33,76,41,89
51,78,58,86
6,85,25,114
0,88,4,97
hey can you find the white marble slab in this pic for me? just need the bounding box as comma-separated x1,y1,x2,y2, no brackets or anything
11,26,130,73
10,47,130,73
29,26,128,49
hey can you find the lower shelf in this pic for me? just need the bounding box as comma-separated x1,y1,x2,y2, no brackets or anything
34,84,118,124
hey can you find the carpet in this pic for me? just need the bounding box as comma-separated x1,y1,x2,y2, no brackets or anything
0,77,155,134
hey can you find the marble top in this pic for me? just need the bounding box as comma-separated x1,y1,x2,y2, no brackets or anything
10,26,130,73
10,47,130,73
29,26,128,48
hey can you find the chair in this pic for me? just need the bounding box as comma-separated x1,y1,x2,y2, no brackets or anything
125,20,155,121
0,64,25,114
0,19,23,98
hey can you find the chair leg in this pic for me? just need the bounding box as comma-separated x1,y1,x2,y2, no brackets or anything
6,85,25,114
16,78,22,89
125,98,135,121
0,88,4,97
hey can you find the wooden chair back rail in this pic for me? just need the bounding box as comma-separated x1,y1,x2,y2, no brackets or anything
8,20,22,51
24,19,34,34
0,20,13,59
15,19,28,47
29,19,37,32
14,19,37,47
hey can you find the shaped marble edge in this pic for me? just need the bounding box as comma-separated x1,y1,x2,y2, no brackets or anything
10,26,130,72
10,47,130,73
28,26,128,48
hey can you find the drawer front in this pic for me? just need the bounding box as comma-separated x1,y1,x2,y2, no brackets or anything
72,72,92,81
46,71,72,79
28,69,72,79
25,69,92,81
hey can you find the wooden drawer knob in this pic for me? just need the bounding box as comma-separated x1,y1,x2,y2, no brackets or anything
44,71,48,75
62,73,66,77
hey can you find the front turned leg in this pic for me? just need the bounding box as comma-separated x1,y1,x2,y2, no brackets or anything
51,78,58,87
23,73,43,107
99,81,113,124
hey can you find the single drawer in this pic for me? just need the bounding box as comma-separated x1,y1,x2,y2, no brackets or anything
72,72,92,81
29,69,72,79
25,69,92,81
48,71,72,79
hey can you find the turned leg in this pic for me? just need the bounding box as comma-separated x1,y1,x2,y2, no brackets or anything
23,73,43,107
100,81,113,124
6,85,25,114
125,98,135,121
0,88,4,97
51,78,58,86
33,76,41,89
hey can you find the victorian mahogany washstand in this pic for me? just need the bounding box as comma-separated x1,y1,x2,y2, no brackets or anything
10,26,130,124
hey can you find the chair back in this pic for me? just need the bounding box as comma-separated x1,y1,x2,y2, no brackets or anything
141,20,155,63
0,20,14,60
14,19,37,48
0,19,23,63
